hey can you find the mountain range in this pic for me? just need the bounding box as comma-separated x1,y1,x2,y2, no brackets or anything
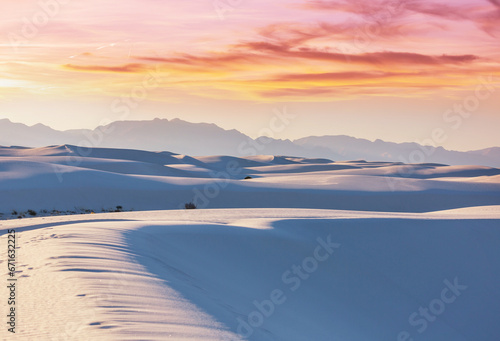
1,117,499,167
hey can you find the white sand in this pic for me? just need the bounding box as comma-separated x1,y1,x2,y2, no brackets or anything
1,208,500,340
0,145,499,216
1,145,499,340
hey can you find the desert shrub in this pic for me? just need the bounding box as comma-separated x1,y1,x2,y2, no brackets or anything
185,202,197,209
27,209,37,216
115,205,123,212
244,176,253,180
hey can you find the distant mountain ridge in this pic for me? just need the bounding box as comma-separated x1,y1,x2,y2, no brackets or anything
1,118,499,167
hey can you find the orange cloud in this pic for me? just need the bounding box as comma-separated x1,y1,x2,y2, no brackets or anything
63,63,148,73
259,87,339,98
270,71,416,82
134,53,270,69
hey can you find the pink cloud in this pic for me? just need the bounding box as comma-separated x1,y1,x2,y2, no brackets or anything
236,41,479,66
302,0,500,36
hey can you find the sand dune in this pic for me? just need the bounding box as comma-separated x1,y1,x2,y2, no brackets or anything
2,208,499,340
1,145,499,340
0,145,500,217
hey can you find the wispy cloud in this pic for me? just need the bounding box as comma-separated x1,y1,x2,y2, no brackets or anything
302,0,500,36
235,41,480,66
4,0,500,102
63,63,148,73
270,71,419,82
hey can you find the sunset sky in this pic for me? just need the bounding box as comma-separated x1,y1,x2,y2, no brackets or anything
1,0,499,150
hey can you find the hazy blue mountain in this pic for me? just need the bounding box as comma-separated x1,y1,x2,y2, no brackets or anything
0,119,81,147
0,118,499,167
294,135,500,167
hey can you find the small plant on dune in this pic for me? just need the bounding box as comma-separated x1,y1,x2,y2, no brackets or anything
11,210,17,215
244,176,253,180
27,209,37,216
115,205,123,212
185,202,197,209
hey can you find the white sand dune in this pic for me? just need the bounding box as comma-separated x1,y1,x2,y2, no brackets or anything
1,208,500,340
0,145,500,217
1,145,499,340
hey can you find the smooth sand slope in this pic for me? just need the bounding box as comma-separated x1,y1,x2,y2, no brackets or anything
1,208,500,340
